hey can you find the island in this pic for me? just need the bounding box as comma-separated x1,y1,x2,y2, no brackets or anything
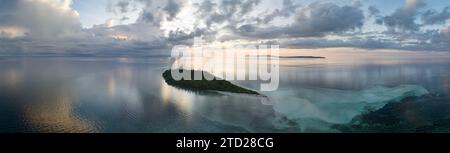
277,56,325,59
162,69,260,95
257,55,325,59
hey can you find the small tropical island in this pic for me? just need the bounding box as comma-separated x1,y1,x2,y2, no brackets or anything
162,69,260,95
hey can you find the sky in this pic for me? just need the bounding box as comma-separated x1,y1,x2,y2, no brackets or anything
0,0,450,56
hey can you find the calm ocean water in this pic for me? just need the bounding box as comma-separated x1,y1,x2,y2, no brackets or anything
1,50,450,133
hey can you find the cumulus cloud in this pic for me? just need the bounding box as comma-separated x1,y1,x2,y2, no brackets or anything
0,0,170,55
422,6,450,25
194,0,261,27
256,0,300,24
2,0,450,55
235,2,364,38
164,0,185,21
364,0,450,51
0,0,83,39
93,18,115,28
292,2,364,37
376,0,426,32
106,0,188,29
21,0,82,38
160,0,265,44
429,26,450,45
0,0,88,54
281,24,450,51
368,6,380,17
443,26,450,35
107,0,138,14
116,1,130,13
375,0,450,30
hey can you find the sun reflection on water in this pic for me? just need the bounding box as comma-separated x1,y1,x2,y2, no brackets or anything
0,69,21,88
160,81,195,119
23,91,97,133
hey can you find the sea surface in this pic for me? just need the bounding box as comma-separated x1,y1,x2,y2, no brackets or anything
1,49,450,133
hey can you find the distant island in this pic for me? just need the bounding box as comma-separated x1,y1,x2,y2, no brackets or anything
255,55,325,59
277,56,325,59
162,69,260,95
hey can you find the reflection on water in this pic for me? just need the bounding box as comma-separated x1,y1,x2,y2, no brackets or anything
24,91,97,133
0,69,21,90
160,81,195,117
1,50,450,133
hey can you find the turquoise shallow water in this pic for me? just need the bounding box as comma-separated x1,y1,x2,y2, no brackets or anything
0,53,449,133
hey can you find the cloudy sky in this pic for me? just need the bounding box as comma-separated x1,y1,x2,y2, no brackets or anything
0,0,450,56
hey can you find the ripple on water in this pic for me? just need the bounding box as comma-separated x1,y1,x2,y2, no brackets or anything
22,94,98,133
